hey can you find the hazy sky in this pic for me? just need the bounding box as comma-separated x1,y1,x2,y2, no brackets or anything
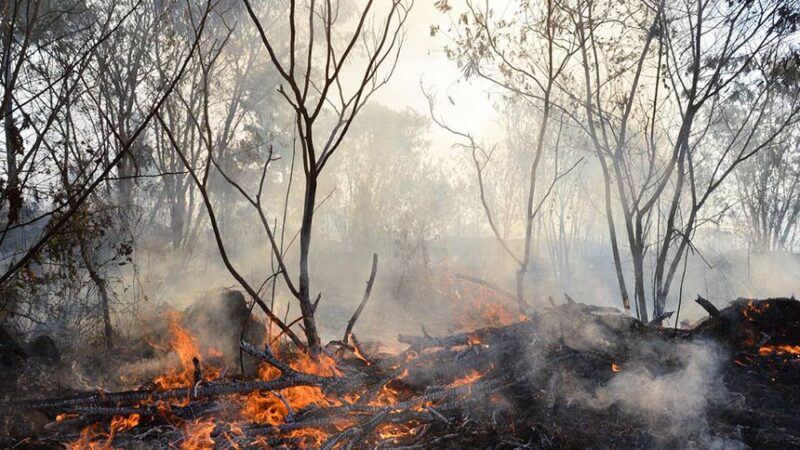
373,1,509,155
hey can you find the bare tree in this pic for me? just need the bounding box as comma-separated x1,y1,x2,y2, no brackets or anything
571,0,800,321
165,0,411,353
732,64,800,253
430,0,582,310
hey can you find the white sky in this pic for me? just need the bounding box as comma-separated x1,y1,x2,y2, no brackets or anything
371,1,510,155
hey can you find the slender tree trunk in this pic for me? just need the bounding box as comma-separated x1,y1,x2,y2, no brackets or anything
2,43,21,224
631,244,648,322
299,173,321,353
168,176,186,250
598,157,631,314
79,238,113,350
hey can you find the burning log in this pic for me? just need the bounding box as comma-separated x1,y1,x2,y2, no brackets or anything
3,377,322,412
694,297,800,350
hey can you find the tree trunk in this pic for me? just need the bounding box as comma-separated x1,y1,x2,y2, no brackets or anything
2,45,21,224
79,239,113,350
299,173,321,353
632,245,648,322
169,178,186,250
598,157,631,314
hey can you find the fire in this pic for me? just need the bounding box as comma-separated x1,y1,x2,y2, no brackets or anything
154,313,202,388
742,300,770,320
218,422,246,448
758,345,800,356
467,333,485,346
67,311,422,449
180,419,215,450
151,313,221,389
288,428,332,448
377,423,417,441
433,273,519,331
372,379,406,406
67,414,140,450
111,414,140,432
449,369,483,389
611,363,621,372
68,312,231,449
242,350,341,426
350,342,373,365
68,424,106,450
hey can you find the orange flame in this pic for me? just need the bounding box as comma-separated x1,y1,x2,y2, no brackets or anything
180,419,216,450
372,380,406,406
758,345,800,356
449,369,483,390
611,363,621,372
151,313,220,389
742,300,770,320
377,423,417,442
154,313,202,388
67,414,140,450
242,350,341,426
432,273,519,331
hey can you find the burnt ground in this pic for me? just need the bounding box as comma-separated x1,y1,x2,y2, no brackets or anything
385,298,800,450
396,342,800,450
2,297,800,449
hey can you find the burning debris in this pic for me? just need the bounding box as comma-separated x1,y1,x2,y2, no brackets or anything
3,296,800,449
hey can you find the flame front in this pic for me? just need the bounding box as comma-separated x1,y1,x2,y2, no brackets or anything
64,305,495,449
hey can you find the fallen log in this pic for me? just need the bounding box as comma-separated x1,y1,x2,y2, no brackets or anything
66,402,223,419
2,377,322,412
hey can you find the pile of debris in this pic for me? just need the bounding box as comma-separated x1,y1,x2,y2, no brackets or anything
2,296,800,449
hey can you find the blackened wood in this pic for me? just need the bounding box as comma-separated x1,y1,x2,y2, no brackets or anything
344,253,379,345
696,296,720,317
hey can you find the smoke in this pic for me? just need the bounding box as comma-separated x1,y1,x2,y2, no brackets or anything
511,304,747,448
591,342,721,426
573,340,746,449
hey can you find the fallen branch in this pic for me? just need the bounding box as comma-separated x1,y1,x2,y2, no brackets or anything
696,296,720,317
2,378,318,412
